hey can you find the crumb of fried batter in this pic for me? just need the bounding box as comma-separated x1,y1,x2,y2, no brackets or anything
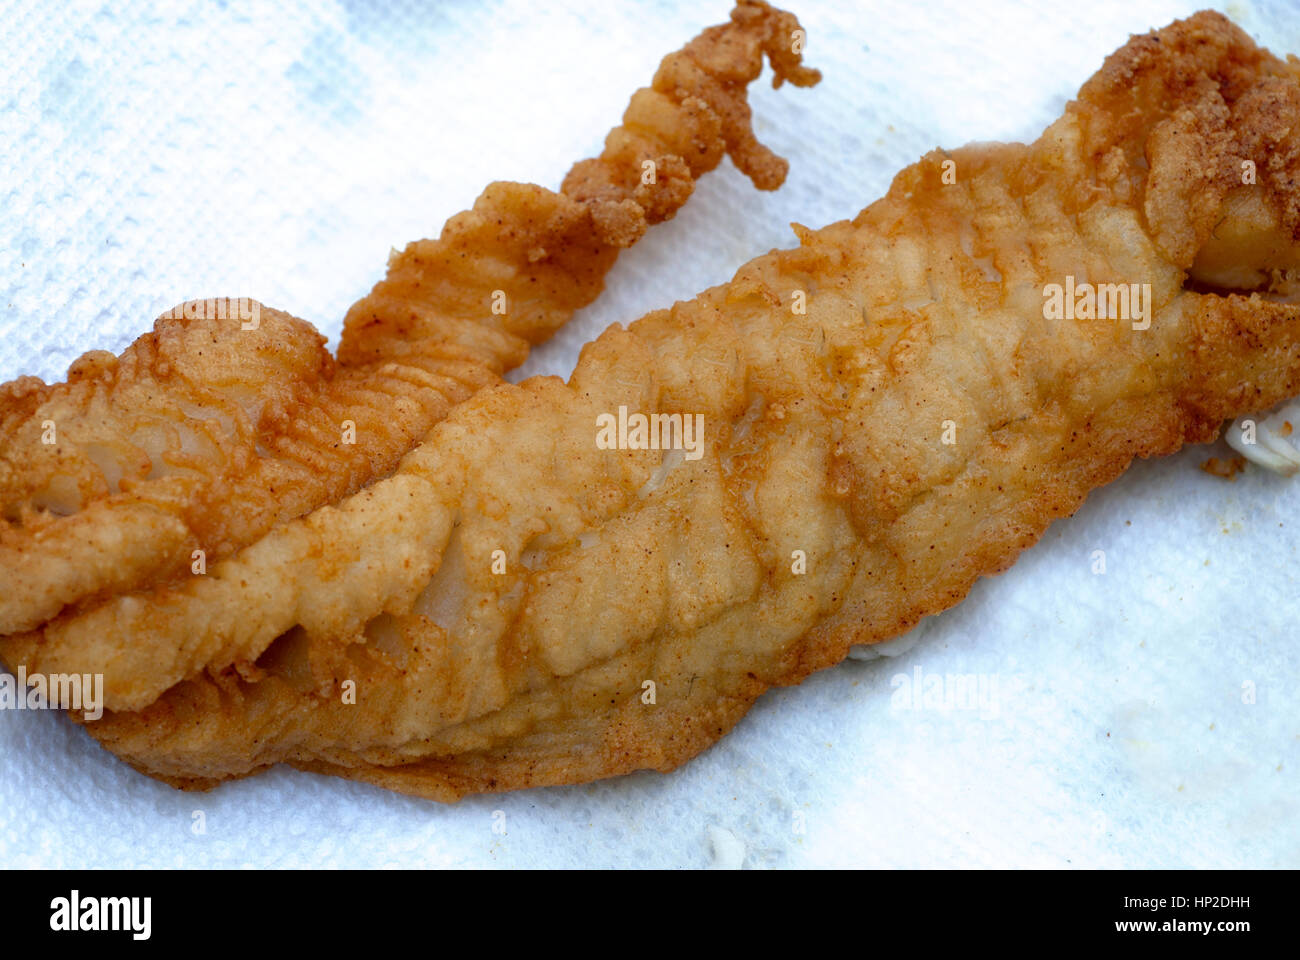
1201,455,1248,479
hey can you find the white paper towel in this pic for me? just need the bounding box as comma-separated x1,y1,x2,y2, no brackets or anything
1,0,1297,868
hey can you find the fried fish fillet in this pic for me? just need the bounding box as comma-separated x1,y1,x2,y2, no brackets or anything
0,0,819,636
25,11,1300,800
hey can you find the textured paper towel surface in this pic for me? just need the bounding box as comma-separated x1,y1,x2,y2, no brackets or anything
2,0,1298,868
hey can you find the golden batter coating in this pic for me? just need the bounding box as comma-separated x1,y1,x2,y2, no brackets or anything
14,11,1300,801
0,1,819,636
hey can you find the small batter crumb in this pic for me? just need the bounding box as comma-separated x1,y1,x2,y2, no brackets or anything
1201,455,1248,480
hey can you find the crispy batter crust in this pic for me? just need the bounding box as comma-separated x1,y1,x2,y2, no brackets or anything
19,11,1300,801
